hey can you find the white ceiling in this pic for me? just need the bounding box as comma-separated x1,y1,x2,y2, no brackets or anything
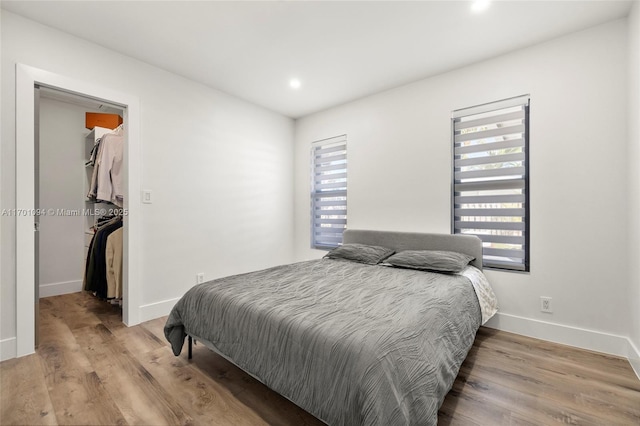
1,0,633,118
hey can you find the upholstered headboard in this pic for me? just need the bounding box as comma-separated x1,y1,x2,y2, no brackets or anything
342,229,483,270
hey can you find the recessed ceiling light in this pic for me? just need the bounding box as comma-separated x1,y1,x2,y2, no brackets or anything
289,78,301,89
471,0,490,12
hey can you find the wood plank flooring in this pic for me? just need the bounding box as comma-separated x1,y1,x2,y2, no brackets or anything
1,292,639,425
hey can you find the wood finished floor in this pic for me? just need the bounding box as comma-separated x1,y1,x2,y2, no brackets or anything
1,292,639,425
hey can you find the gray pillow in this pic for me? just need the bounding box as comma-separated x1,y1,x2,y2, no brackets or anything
324,243,395,265
383,250,474,273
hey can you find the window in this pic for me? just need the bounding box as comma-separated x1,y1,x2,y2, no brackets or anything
452,95,530,271
311,135,347,249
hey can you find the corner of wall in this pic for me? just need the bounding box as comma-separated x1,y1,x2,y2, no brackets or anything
628,339,640,381
628,0,640,369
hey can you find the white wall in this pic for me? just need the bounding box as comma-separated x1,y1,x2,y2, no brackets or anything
38,97,93,297
295,19,632,356
627,1,640,375
1,11,295,359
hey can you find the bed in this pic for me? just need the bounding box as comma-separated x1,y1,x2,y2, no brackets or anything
164,229,498,425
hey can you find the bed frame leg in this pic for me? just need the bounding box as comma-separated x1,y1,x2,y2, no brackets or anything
188,335,192,360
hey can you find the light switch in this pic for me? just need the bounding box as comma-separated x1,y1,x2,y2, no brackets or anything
142,190,153,204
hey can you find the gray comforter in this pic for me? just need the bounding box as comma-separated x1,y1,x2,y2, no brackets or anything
164,259,481,425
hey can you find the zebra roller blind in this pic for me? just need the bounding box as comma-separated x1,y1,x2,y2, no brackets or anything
311,135,347,249
453,95,530,271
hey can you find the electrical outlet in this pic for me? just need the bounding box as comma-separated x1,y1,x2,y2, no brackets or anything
540,296,552,313
196,273,205,284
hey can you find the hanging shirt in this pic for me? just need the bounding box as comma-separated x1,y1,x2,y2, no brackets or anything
94,126,124,207
87,136,106,200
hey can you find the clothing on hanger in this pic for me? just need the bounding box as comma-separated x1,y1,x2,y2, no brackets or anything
87,125,124,207
84,215,122,299
85,137,102,167
106,227,123,299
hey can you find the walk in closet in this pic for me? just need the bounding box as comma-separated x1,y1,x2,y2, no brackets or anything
37,88,125,317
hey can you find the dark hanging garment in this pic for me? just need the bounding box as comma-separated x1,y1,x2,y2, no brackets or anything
84,217,122,298
83,232,96,291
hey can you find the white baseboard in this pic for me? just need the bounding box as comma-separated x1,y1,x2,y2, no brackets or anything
485,312,640,380
39,279,82,298
138,297,180,323
0,337,17,361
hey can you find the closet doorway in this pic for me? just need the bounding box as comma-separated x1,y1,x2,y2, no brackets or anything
35,87,125,346
16,64,141,357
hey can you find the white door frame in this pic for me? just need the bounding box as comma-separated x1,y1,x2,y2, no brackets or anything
16,63,141,357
